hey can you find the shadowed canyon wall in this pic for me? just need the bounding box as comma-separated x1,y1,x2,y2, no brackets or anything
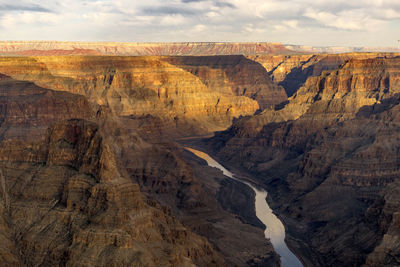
248,53,399,97
0,54,287,266
208,56,400,266
1,49,400,266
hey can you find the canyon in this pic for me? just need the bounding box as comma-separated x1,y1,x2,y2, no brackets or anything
0,42,399,266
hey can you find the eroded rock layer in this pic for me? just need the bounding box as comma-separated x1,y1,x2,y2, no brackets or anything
0,56,287,136
0,119,224,266
165,56,287,109
208,56,400,266
0,55,283,266
0,41,292,56
248,53,399,97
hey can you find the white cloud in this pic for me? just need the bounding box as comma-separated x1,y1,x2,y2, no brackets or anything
160,14,186,25
304,8,386,31
0,0,398,46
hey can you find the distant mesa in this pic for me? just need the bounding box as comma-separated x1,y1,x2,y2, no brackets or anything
0,41,399,56
286,44,400,53
0,41,292,56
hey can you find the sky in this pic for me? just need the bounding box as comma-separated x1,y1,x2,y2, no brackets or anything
0,0,399,47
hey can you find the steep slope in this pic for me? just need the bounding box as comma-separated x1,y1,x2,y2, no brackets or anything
0,119,224,266
207,56,400,266
0,56,284,136
248,53,399,96
165,56,287,109
0,74,93,141
0,59,282,266
98,114,280,266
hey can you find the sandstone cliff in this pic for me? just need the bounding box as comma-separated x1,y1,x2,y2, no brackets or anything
0,119,225,266
0,56,287,136
248,53,399,96
0,74,93,141
165,56,286,109
207,56,400,266
0,41,292,56
0,57,283,266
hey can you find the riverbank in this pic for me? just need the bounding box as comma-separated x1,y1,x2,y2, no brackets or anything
185,147,303,267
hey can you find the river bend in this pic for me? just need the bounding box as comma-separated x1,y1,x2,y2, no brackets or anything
185,147,303,267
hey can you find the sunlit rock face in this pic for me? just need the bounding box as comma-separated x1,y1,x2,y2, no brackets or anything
164,56,287,109
0,41,293,56
0,54,285,266
248,53,399,97
208,56,400,266
0,56,287,136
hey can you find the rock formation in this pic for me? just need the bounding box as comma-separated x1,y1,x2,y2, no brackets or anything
1,46,400,266
207,56,400,266
0,119,224,266
165,56,287,109
0,56,287,136
248,53,399,96
0,41,292,56
0,54,284,266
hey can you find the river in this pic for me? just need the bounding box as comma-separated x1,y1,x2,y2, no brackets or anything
185,147,303,267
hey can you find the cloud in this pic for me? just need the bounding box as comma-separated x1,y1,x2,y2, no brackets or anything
160,14,186,25
142,6,195,15
304,8,386,31
0,4,50,12
0,0,398,46
181,0,234,7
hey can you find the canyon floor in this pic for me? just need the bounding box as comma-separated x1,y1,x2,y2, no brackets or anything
0,42,399,266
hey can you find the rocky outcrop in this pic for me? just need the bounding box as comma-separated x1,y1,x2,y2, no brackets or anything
286,45,400,54
101,114,280,266
248,53,399,96
0,41,292,56
0,59,282,266
0,119,225,266
0,56,282,136
165,56,287,109
207,56,400,266
0,74,93,141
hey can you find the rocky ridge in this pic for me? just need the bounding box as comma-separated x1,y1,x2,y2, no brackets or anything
0,56,286,136
248,53,399,96
0,54,285,266
207,56,400,266
0,119,224,266
2,48,400,266
0,41,292,56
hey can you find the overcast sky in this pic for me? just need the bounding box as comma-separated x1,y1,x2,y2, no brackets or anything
0,0,399,47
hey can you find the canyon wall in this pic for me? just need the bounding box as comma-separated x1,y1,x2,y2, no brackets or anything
0,118,225,266
248,53,398,96
0,41,292,56
207,56,400,266
0,56,287,136
0,54,285,266
1,48,400,266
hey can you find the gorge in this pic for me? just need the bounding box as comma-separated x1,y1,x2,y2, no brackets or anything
0,42,399,266
185,147,303,267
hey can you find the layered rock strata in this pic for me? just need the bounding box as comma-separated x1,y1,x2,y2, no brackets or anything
0,56,287,136
248,53,399,96
208,56,400,266
165,56,286,109
0,56,284,266
0,41,292,56
0,119,225,266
